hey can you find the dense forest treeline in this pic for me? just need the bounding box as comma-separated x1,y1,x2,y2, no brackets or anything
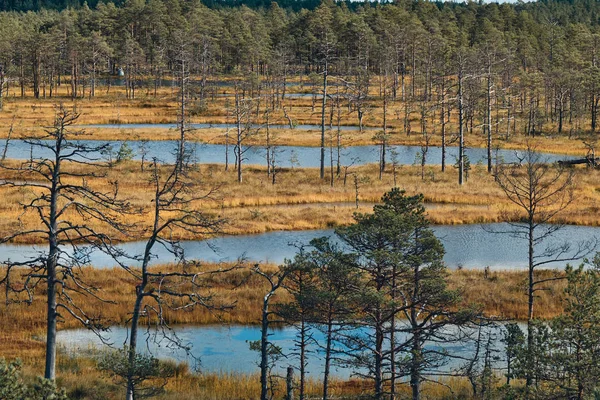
3,0,600,141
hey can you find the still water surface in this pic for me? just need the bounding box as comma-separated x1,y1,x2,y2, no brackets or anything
57,323,515,378
2,138,574,167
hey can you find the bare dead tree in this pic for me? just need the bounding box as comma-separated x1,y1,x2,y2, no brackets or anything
1,115,16,162
334,88,345,177
0,64,7,111
123,158,227,400
252,264,290,400
373,72,390,181
494,145,597,393
282,105,294,129
138,138,149,172
309,2,336,180
435,73,453,173
344,71,370,133
457,52,467,185
224,97,233,172
233,85,261,183
327,87,344,187
0,106,132,381
452,48,479,185
263,90,279,183
418,100,436,181
174,32,192,174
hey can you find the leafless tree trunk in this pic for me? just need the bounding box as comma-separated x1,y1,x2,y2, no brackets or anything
0,65,5,111
458,62,465,185
419,102,433,181
125,159,224,400
440,76,447,172
232,85,260,183
486,71,493,173
1,116,16,162
253,265,289,400
236,92,244,183
379,74,388,180
494,146,596,394
175,37,192,174
320,60,328,180
0,108,131,381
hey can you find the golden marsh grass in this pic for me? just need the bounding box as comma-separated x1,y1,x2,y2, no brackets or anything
0,161,599,244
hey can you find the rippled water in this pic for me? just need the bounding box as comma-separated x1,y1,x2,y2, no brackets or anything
2,223,597,270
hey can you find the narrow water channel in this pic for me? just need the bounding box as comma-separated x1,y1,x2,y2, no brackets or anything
1,138,574,167
2,223,596,270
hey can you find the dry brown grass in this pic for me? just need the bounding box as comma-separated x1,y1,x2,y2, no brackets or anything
0,84,590,397
0,262,275,360
0,262,561,398
0,160,599,244
2,75,591,400
25,354,475,400
450,269,567,321
22,354,366,400
0,80,593,156
0,264,565,361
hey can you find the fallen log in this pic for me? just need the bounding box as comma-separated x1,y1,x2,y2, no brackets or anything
558,157,600,166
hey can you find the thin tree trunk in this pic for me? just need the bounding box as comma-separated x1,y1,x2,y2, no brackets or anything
299,319,306,400
320,61,328,179
458,69,465,185
410,335,421,400
1,117,15,162
126,289,144,400
260,295,270,400
177,60,186,173
0,69,4,111
440,80,446,172
486,71,493,173
390,265,397,400
410,262,422,400
336,96,342,176
374,316,384,399
225,130,229,172
126,167,161,400
44,250,57,381
236,94,243,183
266,111,271,177
380,82,387,180
91,61,96,98
44,135,61,381
526,219,534,394
286,367,294,400
322,318,333,400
